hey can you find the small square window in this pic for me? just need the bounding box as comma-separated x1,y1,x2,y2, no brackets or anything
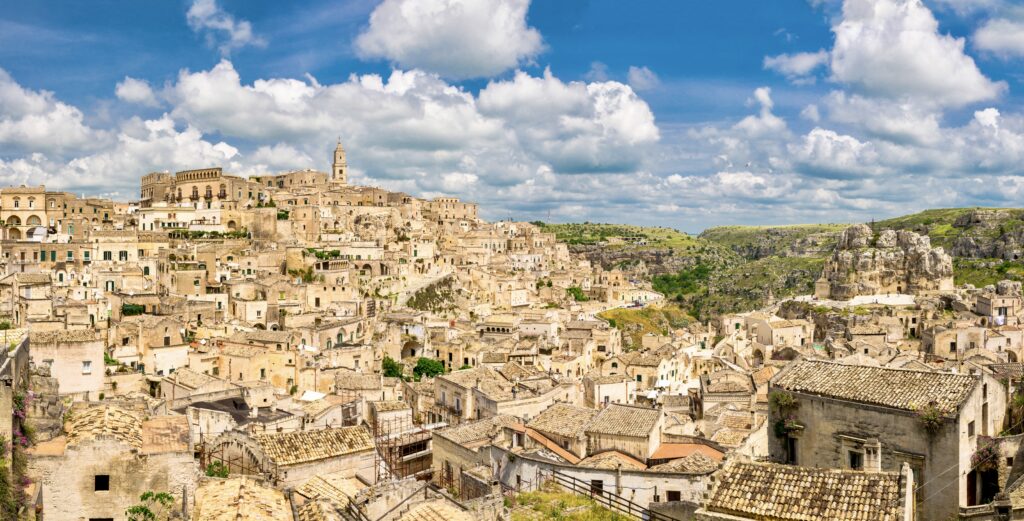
848,451,863,470
94,474,110,491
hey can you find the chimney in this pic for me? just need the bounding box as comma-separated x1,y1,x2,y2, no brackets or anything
866,438,882,472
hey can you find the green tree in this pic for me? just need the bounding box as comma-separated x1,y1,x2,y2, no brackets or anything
126,491,175,521
205,461,229,478
566,286,589,302
413,358,445,379
382,356,404,378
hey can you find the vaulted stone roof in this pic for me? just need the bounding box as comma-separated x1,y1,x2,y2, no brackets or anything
773,359,977,414
65,404,143,450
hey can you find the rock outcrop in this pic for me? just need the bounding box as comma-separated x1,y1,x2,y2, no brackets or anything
816,224,954,300
950,209,1024,260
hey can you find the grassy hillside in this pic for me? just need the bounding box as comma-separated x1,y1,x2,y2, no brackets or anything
535,222,704,249
598,305,695,349
699,223,847,259
552,208,1024,321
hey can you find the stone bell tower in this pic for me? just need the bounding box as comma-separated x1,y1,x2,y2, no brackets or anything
332,138,348,184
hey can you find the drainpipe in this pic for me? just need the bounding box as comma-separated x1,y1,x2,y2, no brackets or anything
615,464,622,495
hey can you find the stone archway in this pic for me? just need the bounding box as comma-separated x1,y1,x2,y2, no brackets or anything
227,220,237,230
203,431,270,477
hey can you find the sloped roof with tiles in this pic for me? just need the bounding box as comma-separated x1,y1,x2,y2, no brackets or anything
773,359,977,414
578,450,646,471
752,366,780,387
193,477,292,521
709,428,752,448
648,452,719,474
66,404,143,450
398,499,474,521
334,371,382,390
296,500,343,521
253,425,372,466
585,403,660,438
439,366,507,389
702,461,904,521
527,403,597,439
165,367,220,390
296,473,363,506
436,415,519,446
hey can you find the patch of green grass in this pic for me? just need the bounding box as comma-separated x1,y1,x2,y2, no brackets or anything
511,482,633,521
535,222,701,249
954,258,1024,287
599,305,694,348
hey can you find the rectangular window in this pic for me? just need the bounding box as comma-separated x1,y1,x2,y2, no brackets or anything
848,451,863,471
666,490,681,502
590,480,604,496
94,475,109,491
950,341,957,353
82,361,92,375
119,251,128,261
969,421,976,437
103,251,112,261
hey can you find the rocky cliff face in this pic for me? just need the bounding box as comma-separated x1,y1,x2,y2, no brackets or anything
951,209,1024,259
819,225,954,299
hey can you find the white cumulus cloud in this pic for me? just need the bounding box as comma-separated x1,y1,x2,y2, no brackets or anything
627,66,660,91
115,77,160,107
974,18,1024,57
354,0,543,79
830,0,1005,107
763,49,828,83
187,0,265,56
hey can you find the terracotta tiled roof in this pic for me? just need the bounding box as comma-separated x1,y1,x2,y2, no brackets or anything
709,428,752,448
585,403,660,438
296,499,344,521
703,461,904,520
648,452,719,474
752,366,780,387
577,450,646,470
527,403,597,440
193,477,291,521
253,425,372,466
295,473,362,506
650,443,723,462
773,360,977,414
398,499,474,521
436,415,519,445
372,400,410,413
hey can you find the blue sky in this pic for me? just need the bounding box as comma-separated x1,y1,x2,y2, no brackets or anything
2,0,1024,231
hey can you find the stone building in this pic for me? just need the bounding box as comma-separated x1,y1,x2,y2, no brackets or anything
769,360,1006,520
27,404,197,521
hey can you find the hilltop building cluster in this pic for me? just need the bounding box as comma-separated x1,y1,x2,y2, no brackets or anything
1,144,1023,520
